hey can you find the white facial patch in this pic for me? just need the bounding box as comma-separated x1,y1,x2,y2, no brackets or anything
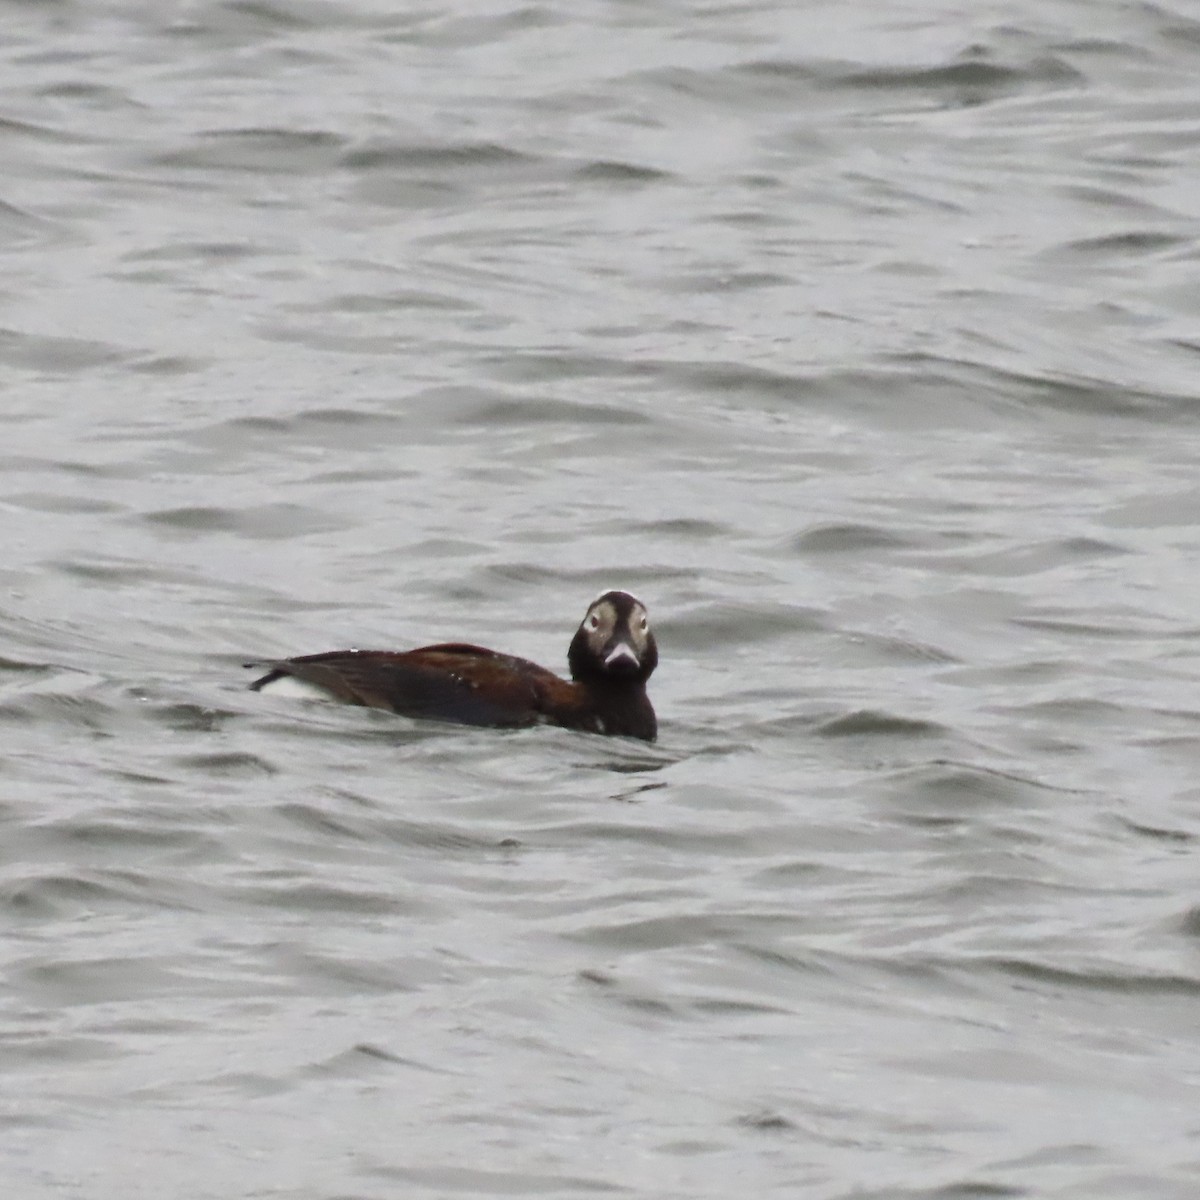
586,601,617,640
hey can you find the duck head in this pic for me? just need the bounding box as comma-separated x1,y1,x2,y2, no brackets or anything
567,590,658,686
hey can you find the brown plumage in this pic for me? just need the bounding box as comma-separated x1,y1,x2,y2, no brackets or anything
246,590,658,741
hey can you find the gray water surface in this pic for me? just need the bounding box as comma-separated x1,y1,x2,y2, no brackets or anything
4,2,1200,1197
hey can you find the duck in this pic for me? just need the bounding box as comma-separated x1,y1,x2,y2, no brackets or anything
245,590,658,741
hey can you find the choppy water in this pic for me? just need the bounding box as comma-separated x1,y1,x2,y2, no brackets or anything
4,2,1200,1196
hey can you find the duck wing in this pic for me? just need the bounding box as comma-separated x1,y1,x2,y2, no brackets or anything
247,643,566,728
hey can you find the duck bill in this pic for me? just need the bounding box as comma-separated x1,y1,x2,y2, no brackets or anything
603,640,641,675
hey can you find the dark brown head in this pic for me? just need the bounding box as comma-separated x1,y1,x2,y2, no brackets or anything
567,591,658,686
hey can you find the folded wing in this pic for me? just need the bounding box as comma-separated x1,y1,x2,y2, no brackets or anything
248,643,566,728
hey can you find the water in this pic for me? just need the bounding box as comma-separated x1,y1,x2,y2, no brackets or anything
4,1,1200,1196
